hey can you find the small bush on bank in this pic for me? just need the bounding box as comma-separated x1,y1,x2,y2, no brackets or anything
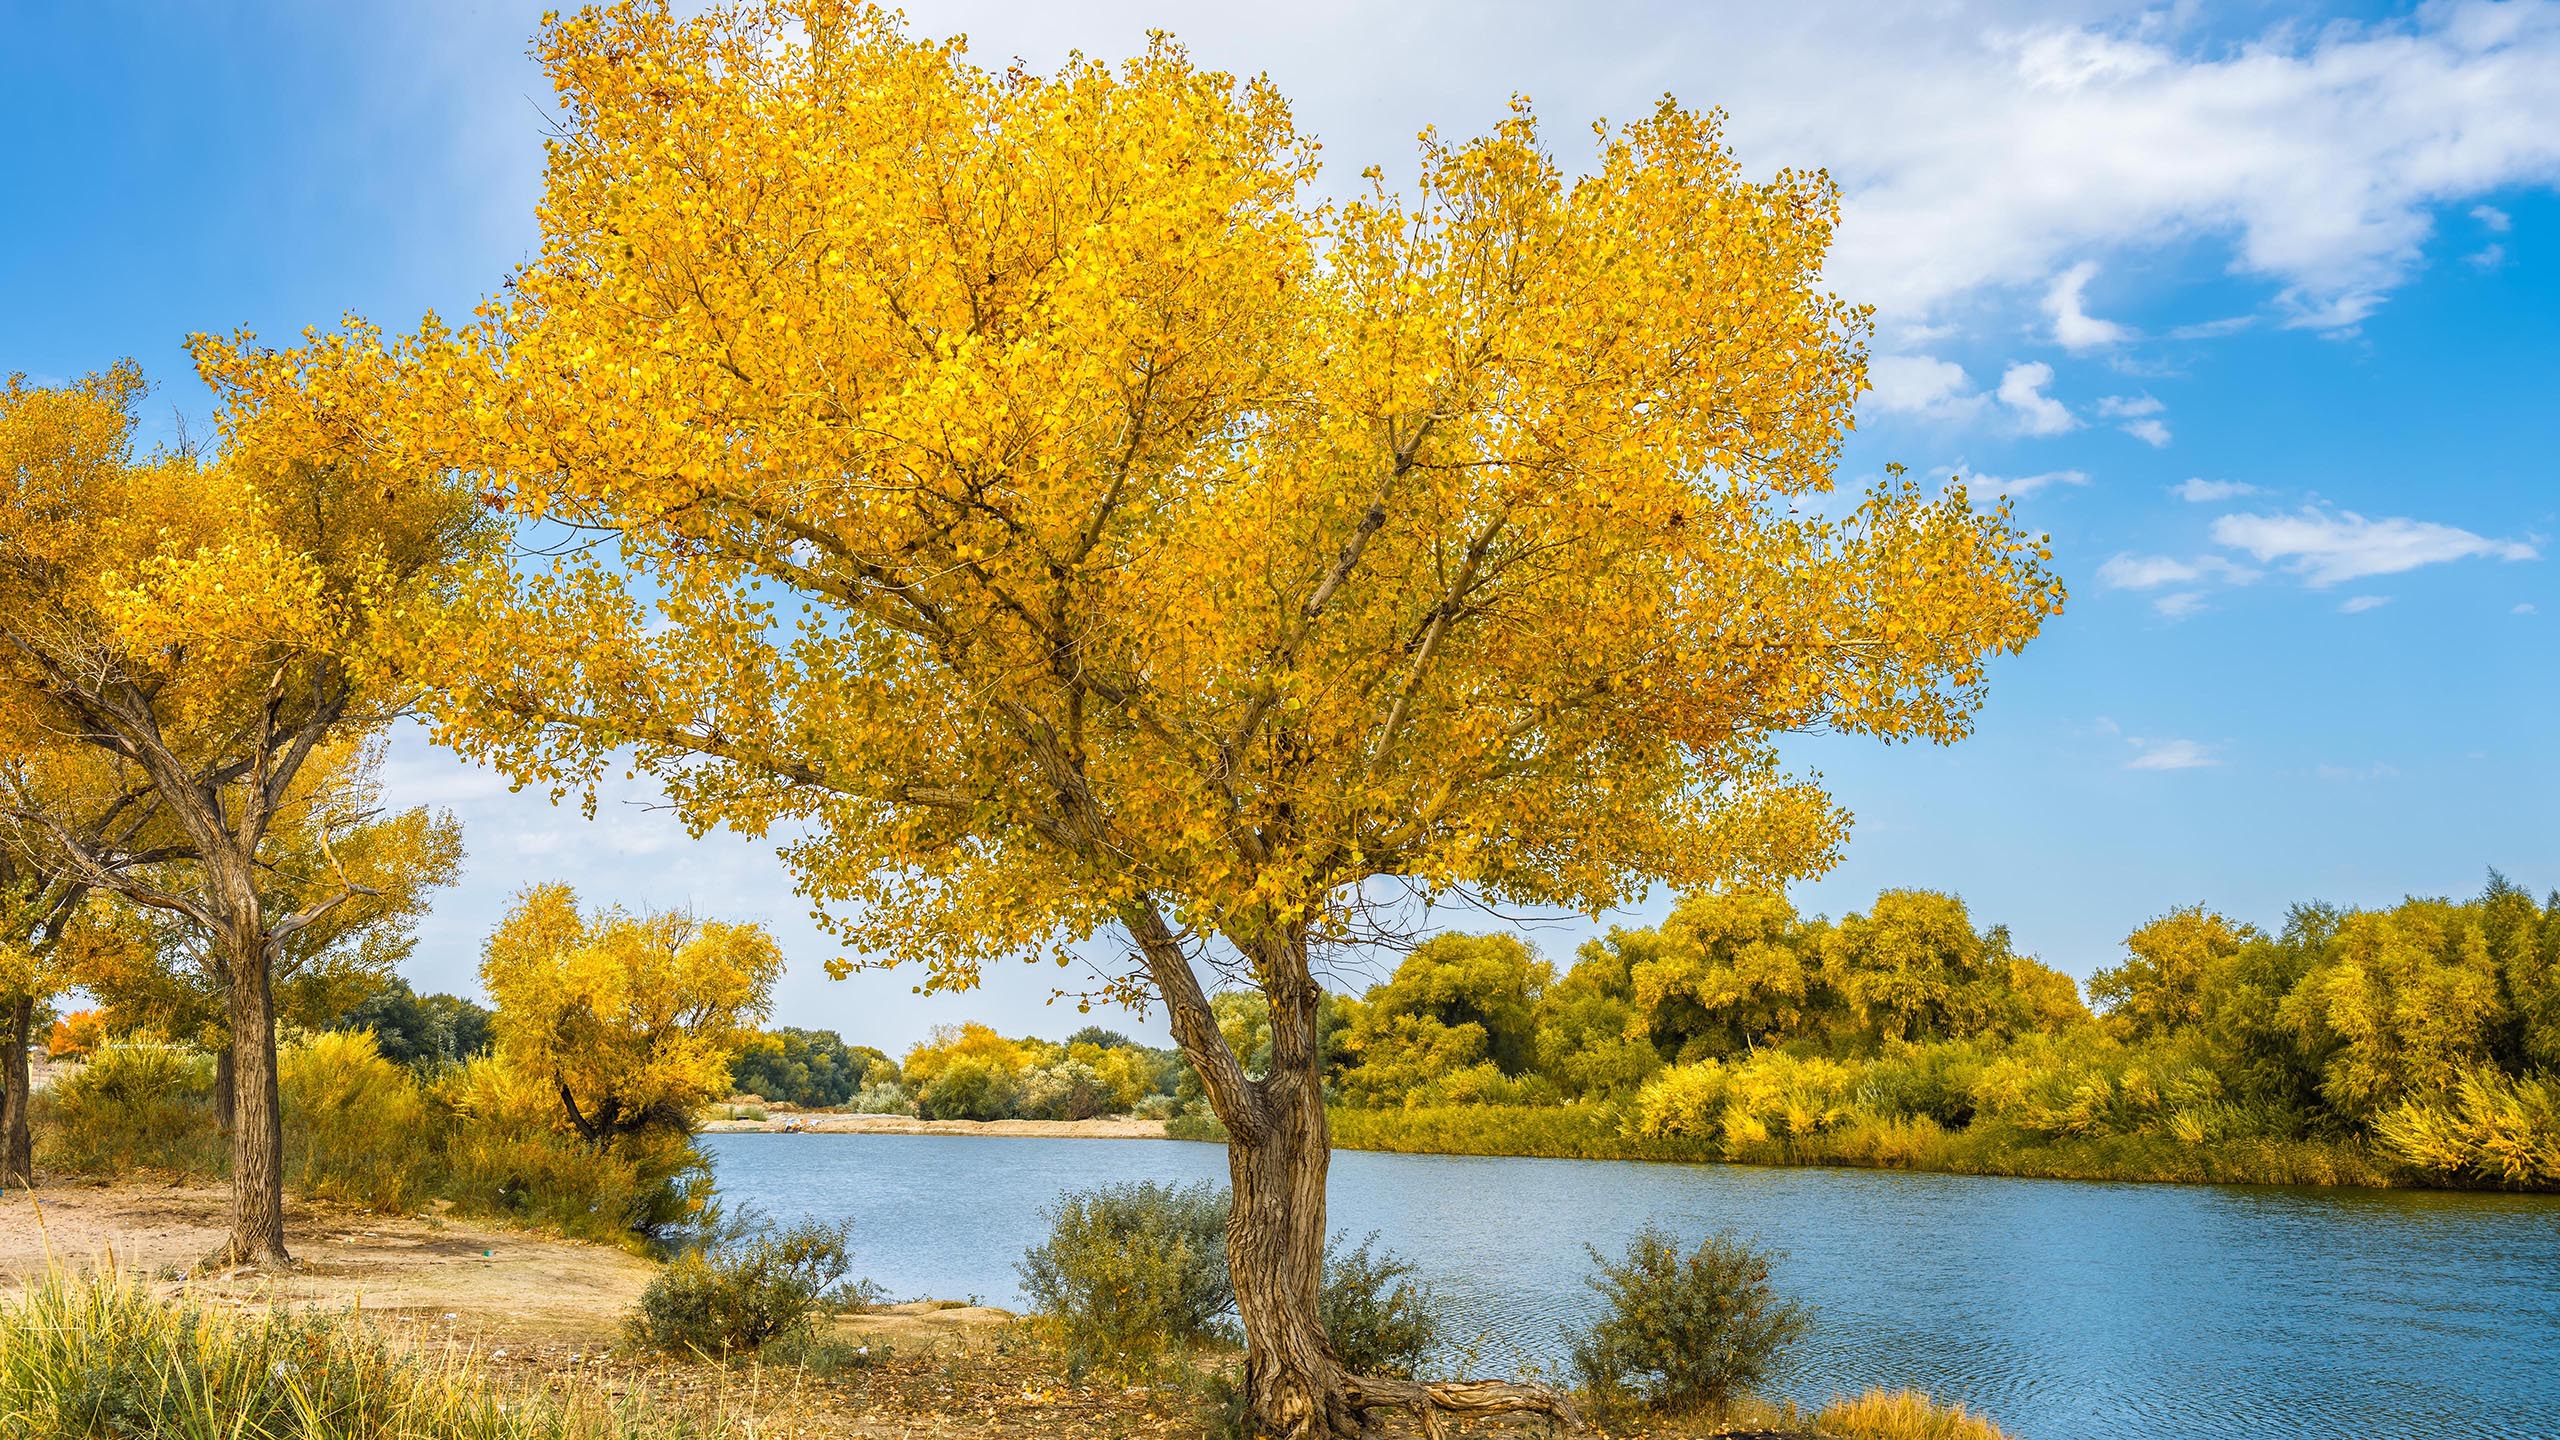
38,1040,222,1177
0,1265,705,1440
628,1217,866,1358
433,1055,715,1251
847,1080,915,1115
1815,1388,2012,1440
1018,1180,1234,1376
281,1029,436,1211
1568,1225,1808,1418
1319,1233,1445,1379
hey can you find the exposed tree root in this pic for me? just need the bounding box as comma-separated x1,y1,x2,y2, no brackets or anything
194,1240,295,1277
1345,1372,1584,1439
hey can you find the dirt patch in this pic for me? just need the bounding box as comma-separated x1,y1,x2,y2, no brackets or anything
0,1179,663,1342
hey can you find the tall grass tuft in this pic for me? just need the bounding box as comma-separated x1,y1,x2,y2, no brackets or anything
0,1265,718,1439
1815,1388,2013,1440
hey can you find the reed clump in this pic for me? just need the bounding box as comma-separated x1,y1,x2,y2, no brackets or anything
0,1265,718,1440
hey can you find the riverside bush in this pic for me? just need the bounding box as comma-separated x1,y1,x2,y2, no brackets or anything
1018,1180,1234,1376
628,1217,865,1357
1318,1234,1444,1378
280,1029,436,1210
1568,1225,1809,1417
38,1039,221,1177
0,1265,705,1440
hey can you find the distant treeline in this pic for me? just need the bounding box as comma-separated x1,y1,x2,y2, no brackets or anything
821,874,2557,1190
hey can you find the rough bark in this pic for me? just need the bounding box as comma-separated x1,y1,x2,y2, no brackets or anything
208,925,290,1270
1146,915,1578,1439
214,1040,236,1136
2,994,32,1188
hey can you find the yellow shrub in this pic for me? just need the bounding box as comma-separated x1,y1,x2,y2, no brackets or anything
1817,1388,2011,1440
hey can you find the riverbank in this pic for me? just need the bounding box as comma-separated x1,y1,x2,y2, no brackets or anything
1322,1103,2417,1189
0,1181,1211,1438
699,1110,1171,1139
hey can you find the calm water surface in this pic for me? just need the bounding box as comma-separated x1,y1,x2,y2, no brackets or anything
700,1133,2560,1440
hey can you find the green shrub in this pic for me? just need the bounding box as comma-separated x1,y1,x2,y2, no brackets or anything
916,1057,1018,1121
2374,1068,2560,1185
1319,1233,1444,1378
280,1029,436,1210
38,1040,222,1177
0,1265,703,1439
627,1217,865,1358
848,1080,914,1115
1018,1180,1233,1376
1017,1059,1113,1121
1568,1225,1809,1417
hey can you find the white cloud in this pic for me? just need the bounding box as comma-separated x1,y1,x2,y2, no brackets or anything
1867,354,1984,419
2338,594,2392,613
2125,737,2218,771
2166,316,2257,340
2098,394,2164,418
2473,203,2514,232
2209,506,2540,587
1996,361,2077,435
2172,477,2258,502
2044,261,2133,351
2467,242,2507,270
2152,591,2210,620
1951,466,2090,498
2517,602,2540,615
2098,552,2254,589
2120,417,2173,447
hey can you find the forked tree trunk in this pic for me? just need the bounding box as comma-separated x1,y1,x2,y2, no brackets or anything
211,927,290,1270
2,994,32,1188
1177,924,1579,1440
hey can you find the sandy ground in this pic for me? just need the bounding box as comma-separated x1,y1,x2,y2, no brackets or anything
0,1180,1011,1351
699,1111,1174,1139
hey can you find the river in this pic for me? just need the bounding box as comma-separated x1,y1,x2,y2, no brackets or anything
699,1132,2560,1440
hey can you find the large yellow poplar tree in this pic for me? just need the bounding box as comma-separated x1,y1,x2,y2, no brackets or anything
293,3,2060,1429
0,361,485,1266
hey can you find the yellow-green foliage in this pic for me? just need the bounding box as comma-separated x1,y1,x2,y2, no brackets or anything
483,884,781,1145
36,1039,221,1176
280,1030,434,1210
2374,1069,2560,1186
1632,1051,1862,1153
1816,1388,2012,1440
433,1055,711,1248
0,1265,711,1440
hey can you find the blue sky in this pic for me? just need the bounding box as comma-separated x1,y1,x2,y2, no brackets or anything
4,1,2553,1050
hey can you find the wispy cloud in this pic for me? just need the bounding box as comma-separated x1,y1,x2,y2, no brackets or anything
2317,762,2401,782
1950,466,2090,499
2121,418,2172,447
2152,592,2210,620
2472,204,2513,233
1996,361,2076,436
2210,506,2539,587
2171,478,2258,503
2338,594,2391,614
2125,737,2218,771
2097,553,2257,590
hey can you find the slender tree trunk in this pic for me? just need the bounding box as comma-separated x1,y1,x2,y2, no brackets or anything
2,994,33,1188
211,928,290,1269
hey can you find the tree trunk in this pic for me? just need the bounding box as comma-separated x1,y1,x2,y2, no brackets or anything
214,1039,235,1136
1227,1036,1355,1437
210,929,290,1270
2,994,32,1188
1131,905,1577,1438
